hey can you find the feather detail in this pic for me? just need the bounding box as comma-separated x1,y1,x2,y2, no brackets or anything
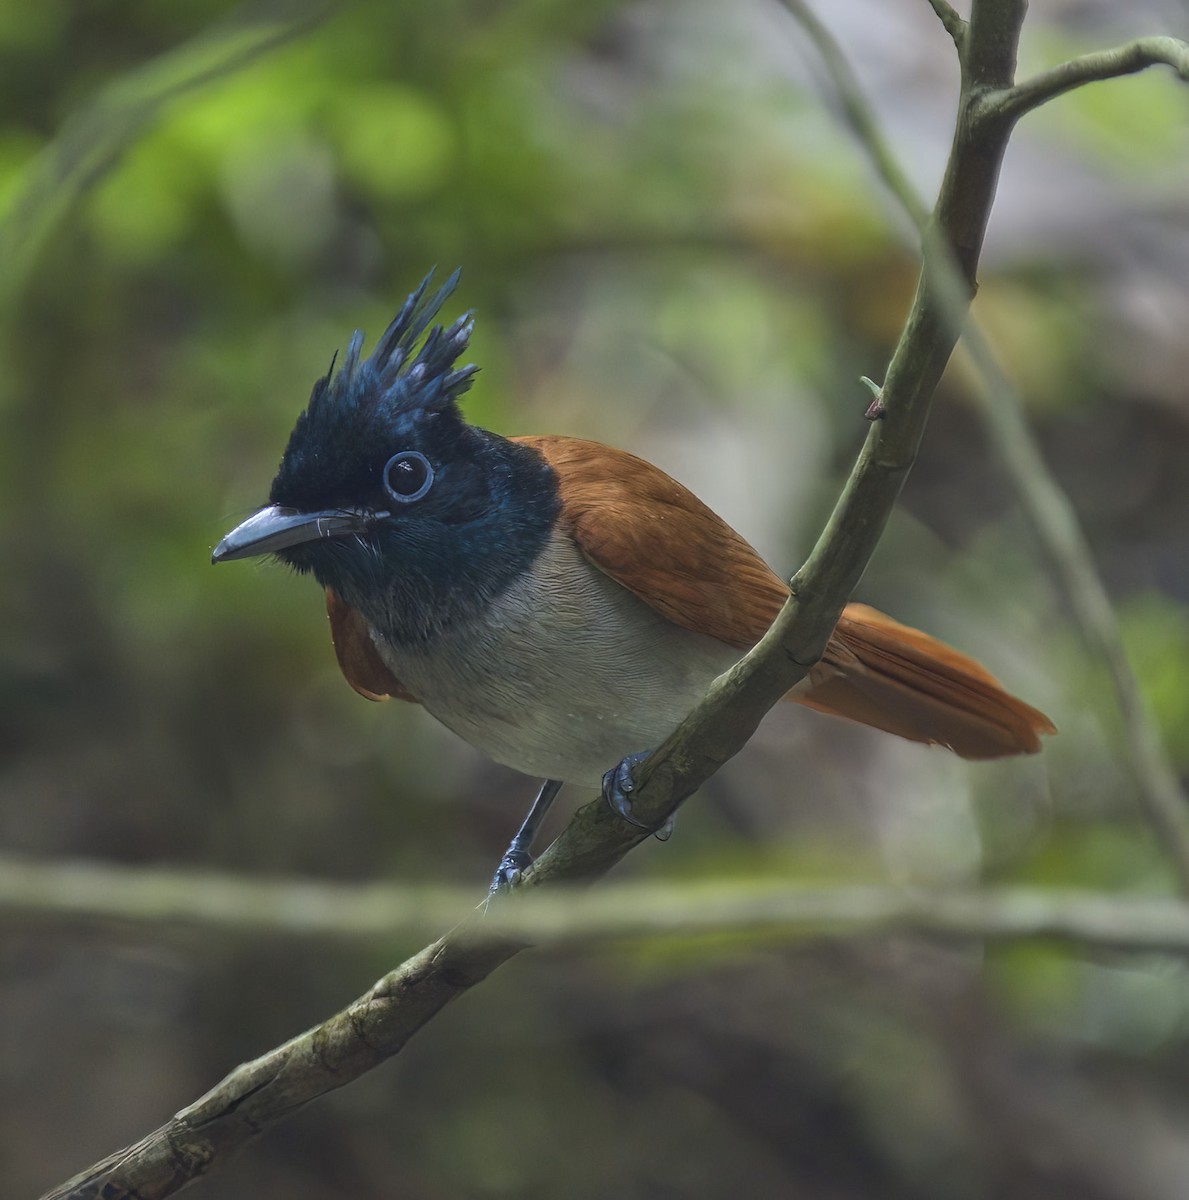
517,436,1053,760
516,436,787,650
325,589,417,703
799,604,1056,759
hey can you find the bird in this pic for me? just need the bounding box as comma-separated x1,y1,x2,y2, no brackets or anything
213,270,1055,888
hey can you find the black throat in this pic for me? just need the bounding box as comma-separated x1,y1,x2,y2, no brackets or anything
280,431,561,646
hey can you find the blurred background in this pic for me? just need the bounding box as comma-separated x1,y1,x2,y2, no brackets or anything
4,0,1189,1195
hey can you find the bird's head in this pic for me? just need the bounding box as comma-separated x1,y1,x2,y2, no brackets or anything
213,271,559,642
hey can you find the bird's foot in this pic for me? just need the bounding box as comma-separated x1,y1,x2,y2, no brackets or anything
487,845,533,898
484,778,564,903
601,752,674,841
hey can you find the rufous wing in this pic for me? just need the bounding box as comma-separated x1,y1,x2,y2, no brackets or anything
518,435,1053,759
325,589,417,703
516,435,787,650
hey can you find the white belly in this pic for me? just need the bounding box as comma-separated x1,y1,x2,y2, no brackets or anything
373,532,742,787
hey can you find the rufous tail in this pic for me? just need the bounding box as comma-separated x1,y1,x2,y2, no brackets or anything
792,604,1055,760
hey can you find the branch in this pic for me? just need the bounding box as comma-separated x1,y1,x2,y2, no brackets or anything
42,925,524,1200
10,854,1189,955
0,853,476,940
782,0,1189,893
594,0,1030,846
924,0,966,49
36,4,1080,1196
986,35,1189,125
955,347,1189,889
778,0,929,228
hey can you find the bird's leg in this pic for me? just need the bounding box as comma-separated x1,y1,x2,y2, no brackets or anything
601,752,674,841
488,778,564,896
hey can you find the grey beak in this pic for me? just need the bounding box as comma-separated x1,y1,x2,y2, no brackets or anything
212,504,373,564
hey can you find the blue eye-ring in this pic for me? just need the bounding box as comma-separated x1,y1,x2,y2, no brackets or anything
382,451,434,504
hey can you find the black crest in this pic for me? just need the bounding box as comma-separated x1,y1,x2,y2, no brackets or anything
270,269,477,510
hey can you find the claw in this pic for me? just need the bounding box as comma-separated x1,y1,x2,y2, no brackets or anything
601,752,674,840
488,848,533,898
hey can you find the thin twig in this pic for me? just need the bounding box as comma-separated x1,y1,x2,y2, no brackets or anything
778,1,927,223
778,0,928,228
985,35,1189,125
782,0,1189,893
924,0,966,49
955,347,1189,885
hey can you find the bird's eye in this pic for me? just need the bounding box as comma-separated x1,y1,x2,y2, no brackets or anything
382,451,434,504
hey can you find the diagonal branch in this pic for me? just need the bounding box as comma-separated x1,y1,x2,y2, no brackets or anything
603,0,1028,843
780,0,1189,893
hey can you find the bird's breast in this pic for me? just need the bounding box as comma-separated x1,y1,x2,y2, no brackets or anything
372,530,742,787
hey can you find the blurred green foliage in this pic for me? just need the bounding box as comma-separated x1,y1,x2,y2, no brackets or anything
4,1,1189,1198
